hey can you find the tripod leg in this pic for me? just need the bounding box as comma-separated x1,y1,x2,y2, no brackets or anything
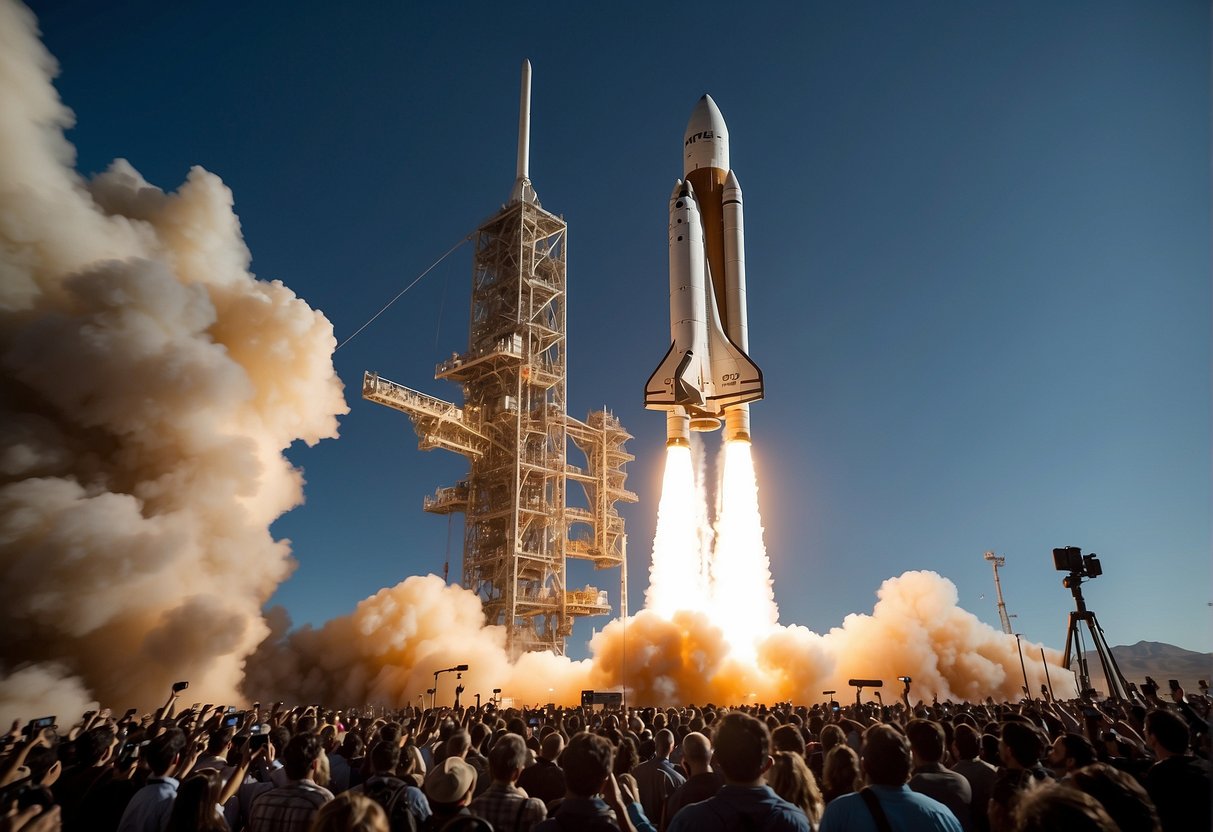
1087,613,1129,700
1063,613,1077,668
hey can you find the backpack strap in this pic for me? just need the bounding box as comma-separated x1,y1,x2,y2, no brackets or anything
859,788,894,832
513,798,529,832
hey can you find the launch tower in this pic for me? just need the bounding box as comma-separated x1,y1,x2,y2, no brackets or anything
363,61,636,656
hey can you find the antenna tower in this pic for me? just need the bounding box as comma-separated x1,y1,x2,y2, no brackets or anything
984,551,1013,634
363,60,636,657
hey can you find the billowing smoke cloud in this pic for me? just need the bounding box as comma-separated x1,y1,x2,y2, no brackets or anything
588,570,1074,706
0,0,347,724
244,575,596,708
242,569,1073,708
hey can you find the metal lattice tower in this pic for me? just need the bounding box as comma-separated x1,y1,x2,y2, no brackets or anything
984,551,1013,634
362,61,636,656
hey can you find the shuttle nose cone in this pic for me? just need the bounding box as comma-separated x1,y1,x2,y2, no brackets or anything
683,94,729,175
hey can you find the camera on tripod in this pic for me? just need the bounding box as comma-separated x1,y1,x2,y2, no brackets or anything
1053,546,1102,588
1052,546,1128,701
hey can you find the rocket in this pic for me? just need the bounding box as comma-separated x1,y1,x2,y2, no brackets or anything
645,94,763,446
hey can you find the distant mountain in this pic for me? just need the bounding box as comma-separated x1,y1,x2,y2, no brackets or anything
1083,641,1212,695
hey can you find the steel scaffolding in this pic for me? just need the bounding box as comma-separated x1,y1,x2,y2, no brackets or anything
364,201,636,656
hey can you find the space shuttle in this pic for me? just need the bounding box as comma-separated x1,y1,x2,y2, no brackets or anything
645,94,764,446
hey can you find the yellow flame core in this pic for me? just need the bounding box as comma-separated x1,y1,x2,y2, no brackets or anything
645,446,711,617
712,440,779,658
646,440,778,662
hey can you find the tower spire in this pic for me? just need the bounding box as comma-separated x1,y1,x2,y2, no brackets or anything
509,59,538,205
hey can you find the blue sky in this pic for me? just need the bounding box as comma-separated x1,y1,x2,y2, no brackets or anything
32,0,1210,657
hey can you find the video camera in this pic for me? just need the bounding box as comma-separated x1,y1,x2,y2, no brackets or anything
1053,546,1102,587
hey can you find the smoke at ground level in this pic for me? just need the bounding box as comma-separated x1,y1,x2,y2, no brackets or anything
243,570,1075,709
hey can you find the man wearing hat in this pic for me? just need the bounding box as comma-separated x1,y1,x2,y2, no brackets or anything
422,756,479,831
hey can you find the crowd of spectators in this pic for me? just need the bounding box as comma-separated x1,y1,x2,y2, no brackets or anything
0,678,1208,832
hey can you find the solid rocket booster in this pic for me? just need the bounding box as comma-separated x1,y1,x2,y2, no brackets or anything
645,95,763,445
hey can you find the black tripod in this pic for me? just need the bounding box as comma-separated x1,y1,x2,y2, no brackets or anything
1061,572,1129,700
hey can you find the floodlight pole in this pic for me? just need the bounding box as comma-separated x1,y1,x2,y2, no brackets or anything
1014,634,1032,699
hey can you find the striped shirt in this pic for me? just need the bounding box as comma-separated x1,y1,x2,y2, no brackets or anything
469,781,547,832
248,779,334,832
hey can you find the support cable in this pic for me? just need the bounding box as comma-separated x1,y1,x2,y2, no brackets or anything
336,234,470,352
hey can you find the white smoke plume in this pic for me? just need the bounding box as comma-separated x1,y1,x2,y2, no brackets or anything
587,569,1074,706
0,0,347,725
244,575,596,708
245,567,1073,709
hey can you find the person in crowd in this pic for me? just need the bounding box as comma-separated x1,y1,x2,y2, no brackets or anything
420,757,478,831
811,726,846,789
468,734,546,832
666,712,810,832
1045,733,1096,779
614,737,640,780
1142,708,1211,832
616,773,649,830
533,732,640,832
398,742,426,790
1068,763,1161,832
313,751,331,793
191,730,235,779
328,733,363,796
350,741,431,832
1010,783,1118,832
82,735,147,832
439,732,472,768
906,718,972,830
818,725,962,832
309,792,389,832
664,732,723,828
248,733,334,832
10,692,1213,832
950,724,996,832
422,722,458,772
54,725,115,830
165,770,228,832
979,734,1001,769
516,732,566,807
765,751,824,831
117,728,188,832
772,726,807,759
465,725,491,799
821,746,861,805
630,729,684,828
987,721,1051,832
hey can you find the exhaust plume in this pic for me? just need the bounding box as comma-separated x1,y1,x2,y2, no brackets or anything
0,0,347,724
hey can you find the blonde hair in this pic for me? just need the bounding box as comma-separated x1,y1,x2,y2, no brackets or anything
314,749,331,788
767,750,824,826
309,793,389,832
